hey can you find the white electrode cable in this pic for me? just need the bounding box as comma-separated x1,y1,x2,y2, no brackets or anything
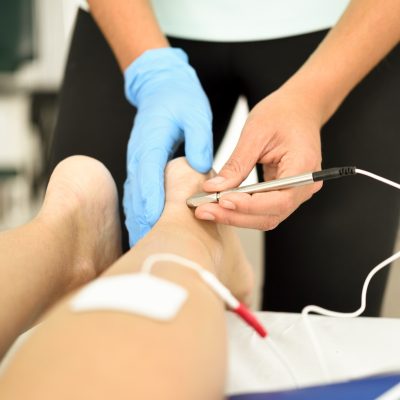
302,250,400,381
141,169,399,387
141,253,267,337
302,251,400,320
142,253,205,275
142,253,239,309
301,169,400,382
143,253,243,309
356,169,400,190
140,253,303,384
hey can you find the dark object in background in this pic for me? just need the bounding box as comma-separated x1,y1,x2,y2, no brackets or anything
30,91,59,198
0,0,35,72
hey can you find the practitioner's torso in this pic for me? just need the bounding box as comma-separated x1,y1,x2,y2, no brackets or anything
150,0,351,41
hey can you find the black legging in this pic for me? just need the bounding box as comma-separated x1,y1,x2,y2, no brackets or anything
50,10,400,315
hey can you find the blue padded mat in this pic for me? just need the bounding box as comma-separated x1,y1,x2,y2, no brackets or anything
229,374,400,400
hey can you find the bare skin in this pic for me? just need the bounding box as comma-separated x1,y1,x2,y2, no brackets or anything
199,0,400,228
0,156,122,358
88,0,400,231
0,157,253,400
87,0,169,69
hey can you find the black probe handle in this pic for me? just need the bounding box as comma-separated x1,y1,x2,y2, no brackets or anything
312,166,356,182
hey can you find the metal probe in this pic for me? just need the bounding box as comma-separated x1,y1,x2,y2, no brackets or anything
186,166,356,208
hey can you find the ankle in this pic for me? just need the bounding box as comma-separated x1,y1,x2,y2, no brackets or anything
150,207,224,276
36,200,96,292
30,213,78,297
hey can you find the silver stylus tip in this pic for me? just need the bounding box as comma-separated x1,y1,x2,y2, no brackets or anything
186,192,218,208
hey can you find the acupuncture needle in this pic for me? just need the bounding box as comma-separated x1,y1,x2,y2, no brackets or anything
186,166,357,208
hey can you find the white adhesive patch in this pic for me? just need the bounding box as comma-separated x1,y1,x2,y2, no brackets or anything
71,273,188,321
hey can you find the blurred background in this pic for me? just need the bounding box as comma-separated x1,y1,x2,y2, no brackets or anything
0,0,76,229
0,0,398,315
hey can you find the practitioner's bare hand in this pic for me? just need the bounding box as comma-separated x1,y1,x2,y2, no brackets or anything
196,86,323,231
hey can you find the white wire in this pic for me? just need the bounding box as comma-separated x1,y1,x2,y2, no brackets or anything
142,167,400,387
142,254,298,386
302,251,400,319
356,169,400,190
141,253,205,275
142,253,239,306
302,250,400,382
301,169,400,382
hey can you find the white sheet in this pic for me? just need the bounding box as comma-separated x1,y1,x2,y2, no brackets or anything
226,312,400,396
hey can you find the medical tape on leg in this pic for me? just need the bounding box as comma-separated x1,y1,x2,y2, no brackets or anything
70,253,266,337
70,254,217,321
70,253,218,321
71,273,188,321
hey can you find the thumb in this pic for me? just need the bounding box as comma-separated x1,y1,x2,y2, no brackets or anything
184,115,214,174
203,137,259,192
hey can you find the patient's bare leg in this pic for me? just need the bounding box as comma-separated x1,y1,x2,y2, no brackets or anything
0,158,253,400
0,156,122,358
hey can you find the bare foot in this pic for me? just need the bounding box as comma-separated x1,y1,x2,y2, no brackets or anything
162,157,254,305
38,156,122,292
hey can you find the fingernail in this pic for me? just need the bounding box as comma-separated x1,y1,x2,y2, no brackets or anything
220,200,236,210
206,176,226,185
198,212,215,221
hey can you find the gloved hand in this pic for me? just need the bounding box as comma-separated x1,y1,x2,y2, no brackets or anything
123,48,213,246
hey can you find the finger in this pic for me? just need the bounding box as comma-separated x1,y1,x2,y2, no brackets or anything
270,144,322,180
123,177,151,247
203,133,261,192
273,157,323,201
195,203,281,231
126,116,182,239
183,112,214,174
122,178,135,246
218,180,321,216
218,191,296,217
125,148,170,246
125,152,166,246
137,148,169,226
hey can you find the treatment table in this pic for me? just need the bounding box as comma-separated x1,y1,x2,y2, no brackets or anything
226,312,400,397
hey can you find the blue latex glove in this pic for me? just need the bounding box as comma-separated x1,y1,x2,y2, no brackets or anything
123,48,213,246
